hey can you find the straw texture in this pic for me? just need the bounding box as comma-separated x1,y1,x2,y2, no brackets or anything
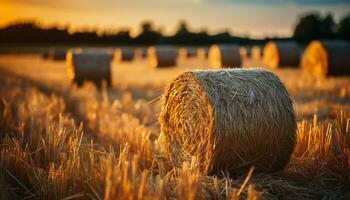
302,40,350,77
263,41,301,68
160,68,296,175
66,49,112,86
147,46,177,68
209,45,241,68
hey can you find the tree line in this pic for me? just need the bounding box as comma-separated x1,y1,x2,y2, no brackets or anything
0,12,349,46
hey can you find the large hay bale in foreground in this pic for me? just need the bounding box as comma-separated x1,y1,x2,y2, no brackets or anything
148,46,177,68
209,45,241,68
251,46,262,60
160,68,296,174
302,40,350,77
114,48,134,62
49,48,67,60
263,41,301,68
66,49,112,86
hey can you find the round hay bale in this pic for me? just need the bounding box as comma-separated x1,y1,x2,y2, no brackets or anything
114,48,134,62
147,46,177,68
178,47,197,60
66,49,112,86
302,40,350,77
134,48,147,60
197,48,208,60
209,44,241,68
160,68,296,174
251,46,262,60
178,48,188,60
239,46,251,60
49,47,67,60
263,41,301,68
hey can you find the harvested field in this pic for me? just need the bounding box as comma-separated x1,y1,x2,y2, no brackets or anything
0,53,349,199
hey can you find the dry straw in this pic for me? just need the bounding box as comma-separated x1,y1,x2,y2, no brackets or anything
48,47,67,60
263,41,301,68
302,40,350,77
114,48,134,62
160,68,296,175
209,44,241,68
147,46,177,68
66,48,112,86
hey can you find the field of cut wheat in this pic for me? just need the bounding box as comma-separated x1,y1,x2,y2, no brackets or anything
0,53,349,199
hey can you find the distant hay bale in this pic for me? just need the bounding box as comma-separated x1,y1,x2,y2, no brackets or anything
209,45,241,68
178,48,187,60
114,48,134,62
251,46,262,60
239,46,251,60
48,48,67,60
160,68,296,174
147,46,177,68
66,49,112,86
178,48,197,60
134,48,147,60
302,40,350,77
197,48,208,60
263,41,301,68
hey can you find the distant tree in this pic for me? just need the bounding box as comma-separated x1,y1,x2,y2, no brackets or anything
171,20,194,44
337,14,350,39
175,20,190,36
293,13,335,40
135,21,162,44
321,14,335,37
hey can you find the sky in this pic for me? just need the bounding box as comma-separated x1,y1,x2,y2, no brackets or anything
0,0,349,38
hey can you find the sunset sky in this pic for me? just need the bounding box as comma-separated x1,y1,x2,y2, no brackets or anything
0,0,349,38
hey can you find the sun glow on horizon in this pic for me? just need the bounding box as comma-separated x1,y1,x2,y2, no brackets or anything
0,0,349,39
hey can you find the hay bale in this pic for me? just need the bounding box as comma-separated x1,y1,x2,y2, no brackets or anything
302,40,350,77
209,44,241,68
251,46,262,60
48,48,67,60
239,46,251,60
197,48,208,60
66,49,112,86
178,47,197,60
134,48,147,60
147,46,177,68
160,68,296,174
114,48,134,62
263,41,301,68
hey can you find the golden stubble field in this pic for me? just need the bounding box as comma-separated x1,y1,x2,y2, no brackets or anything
0,54,349,199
